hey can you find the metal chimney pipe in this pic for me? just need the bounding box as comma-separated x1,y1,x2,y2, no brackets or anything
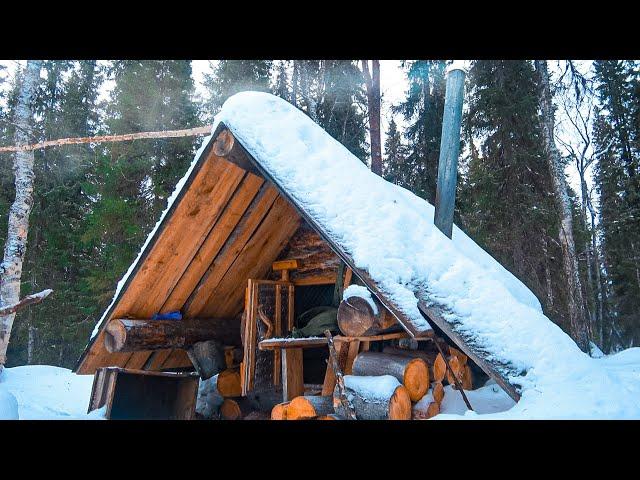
434,65,466,239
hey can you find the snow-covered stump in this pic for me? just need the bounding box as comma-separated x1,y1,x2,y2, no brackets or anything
351,351,429,402
334,375,411,420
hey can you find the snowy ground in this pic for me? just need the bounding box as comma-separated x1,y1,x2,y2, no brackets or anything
0,365,104,419
1,347,639,419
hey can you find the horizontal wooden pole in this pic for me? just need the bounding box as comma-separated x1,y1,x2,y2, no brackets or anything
0,126,212,153
104,318,240,353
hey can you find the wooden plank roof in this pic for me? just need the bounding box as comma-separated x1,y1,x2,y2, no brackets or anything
75,121,522,402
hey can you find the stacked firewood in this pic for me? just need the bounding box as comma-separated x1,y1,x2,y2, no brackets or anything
270,290,473,420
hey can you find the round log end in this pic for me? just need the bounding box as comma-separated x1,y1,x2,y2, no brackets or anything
403,358,430,402
271,402,290,420
388,385,412,420
434,353,447,383
287,396,317,420
432,381,445,404
337,296,376,337
216,370,242,398
212,129,235,157
104,320,126,353
220,399,242,420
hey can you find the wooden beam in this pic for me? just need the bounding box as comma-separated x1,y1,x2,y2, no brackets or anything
281,348,304,401
104,318,240,353
212,127,261,175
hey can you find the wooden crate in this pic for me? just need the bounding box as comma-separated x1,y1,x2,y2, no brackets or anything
88,367,199,420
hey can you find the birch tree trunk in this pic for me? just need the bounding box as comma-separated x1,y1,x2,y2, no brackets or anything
535,60,589,352
362,60,382,176
0,60,42,366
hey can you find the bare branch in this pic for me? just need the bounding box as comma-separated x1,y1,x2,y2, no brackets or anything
0,289,53,316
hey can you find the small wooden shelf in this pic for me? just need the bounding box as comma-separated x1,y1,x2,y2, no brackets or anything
258,330,433,350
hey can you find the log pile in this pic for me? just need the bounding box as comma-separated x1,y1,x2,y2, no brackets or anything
250,287,473,420
268,312,475,420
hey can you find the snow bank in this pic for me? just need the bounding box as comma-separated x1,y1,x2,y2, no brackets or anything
0,365,99,419
0,385,18,420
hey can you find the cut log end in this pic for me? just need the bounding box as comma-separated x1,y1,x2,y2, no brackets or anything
432,381,445,404
104,321,126,353
402,358,430,402
337,295,397,337
412,401,440,420
212,129,235,157
287,395,334,420
271,401,291,420
352,351,429,402
434,353,447,383
216,370,242,397
388,385,412,420
220,399,242,420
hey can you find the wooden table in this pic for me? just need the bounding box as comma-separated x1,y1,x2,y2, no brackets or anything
258,331,433,401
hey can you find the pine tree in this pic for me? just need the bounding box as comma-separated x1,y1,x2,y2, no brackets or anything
459,60,571,334
593,60,640,350
393,60,446,203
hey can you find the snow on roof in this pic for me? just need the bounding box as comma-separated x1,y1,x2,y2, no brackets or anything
217,92,640,417
84,91,640,417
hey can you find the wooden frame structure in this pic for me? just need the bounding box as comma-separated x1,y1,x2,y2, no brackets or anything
75,120,523,403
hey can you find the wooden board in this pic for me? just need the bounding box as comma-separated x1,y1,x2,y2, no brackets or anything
183,185,281,317
76,148,242,373
160,173,265,312
196,197,301,318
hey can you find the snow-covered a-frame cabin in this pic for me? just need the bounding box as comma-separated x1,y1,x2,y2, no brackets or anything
74,92,597,420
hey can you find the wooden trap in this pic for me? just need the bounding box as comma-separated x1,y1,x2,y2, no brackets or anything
88,367,199,420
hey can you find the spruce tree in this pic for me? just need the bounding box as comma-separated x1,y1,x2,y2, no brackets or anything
393,60,446,203
460,60,571,333
593,60,640,350
383,117,410,186
315,60,368,160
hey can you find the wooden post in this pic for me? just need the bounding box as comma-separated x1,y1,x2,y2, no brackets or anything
281,348,304,401
434,66,466,239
